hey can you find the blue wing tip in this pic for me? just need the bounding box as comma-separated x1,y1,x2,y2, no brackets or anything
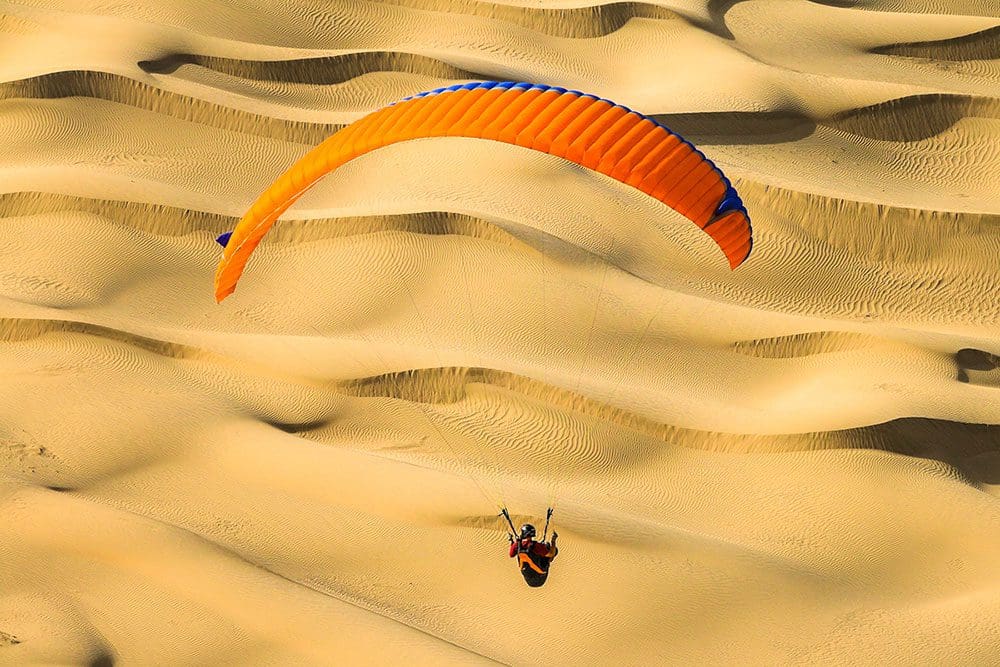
216,231,233,248
714,186,748,217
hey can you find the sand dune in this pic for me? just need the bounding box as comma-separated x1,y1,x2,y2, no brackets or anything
2,0,999,664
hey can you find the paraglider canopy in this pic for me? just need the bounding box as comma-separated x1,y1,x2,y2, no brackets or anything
214,81,752,302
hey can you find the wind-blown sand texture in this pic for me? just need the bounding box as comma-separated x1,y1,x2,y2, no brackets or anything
1,1,999,664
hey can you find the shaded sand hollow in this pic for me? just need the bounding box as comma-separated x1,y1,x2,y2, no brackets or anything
1,1,999,664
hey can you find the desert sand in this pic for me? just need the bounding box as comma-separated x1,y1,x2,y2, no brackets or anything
1,0,999,664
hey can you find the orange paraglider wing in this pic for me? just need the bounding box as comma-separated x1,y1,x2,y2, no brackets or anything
214,81,752,302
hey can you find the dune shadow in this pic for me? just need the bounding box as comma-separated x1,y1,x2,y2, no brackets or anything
827,94,1000,142
0,318,207,362
383,0,683,38
652,109,816,145
691,0,859,39
871,25,1000,61
0,70,339,143
849,418,1000,486
137,53,196,75
88,651,115,667
139,51,486,85
681,0,756,39
956,348,999,373
955,348,1000,388
264,418,330,434
808,0,860,7
337,367,1000,487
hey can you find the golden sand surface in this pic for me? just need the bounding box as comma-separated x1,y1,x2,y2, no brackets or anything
1,1,998,664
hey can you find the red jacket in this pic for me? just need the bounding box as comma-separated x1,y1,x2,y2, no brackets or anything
509,539,557,559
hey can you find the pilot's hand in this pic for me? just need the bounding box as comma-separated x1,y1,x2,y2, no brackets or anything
508,533,515,543
552,531,559,540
